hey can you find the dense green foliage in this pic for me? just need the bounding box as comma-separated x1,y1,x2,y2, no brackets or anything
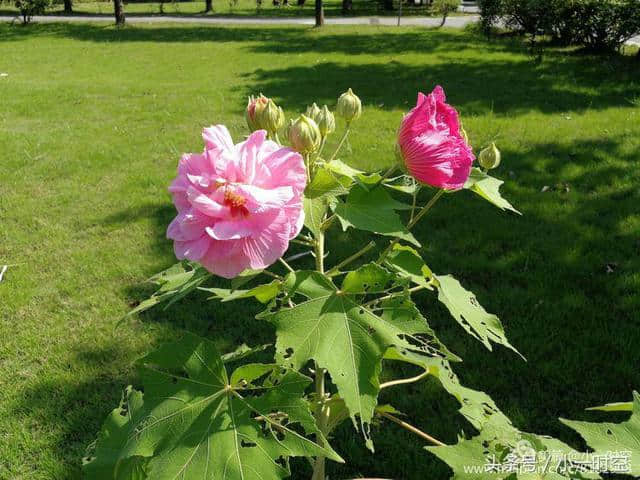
14,0,50,22
0,23,639,479
478,0,640,51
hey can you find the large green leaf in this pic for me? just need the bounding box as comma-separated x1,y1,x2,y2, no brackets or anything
303,196,328,238
427,412,599,480
261,270,451,449
341,262,399,294
561,391,640,476
126,261,211,317
334,185,419,247
434,274,522,358
84,333,341,480
200,280,281,304
305,165,350,199
383,244,434,289
464,168,521,215
83,386,148,479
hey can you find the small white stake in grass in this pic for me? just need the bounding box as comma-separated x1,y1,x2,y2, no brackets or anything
0,265,7,283
0,73,8,78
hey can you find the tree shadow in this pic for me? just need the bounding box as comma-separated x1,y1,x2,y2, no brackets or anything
9,342,141,479
247,58,640,115
3,23,637,115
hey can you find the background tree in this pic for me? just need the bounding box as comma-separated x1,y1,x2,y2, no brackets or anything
63,0,72,13
315,0,323,25
433,0,459,26
342,0,352,13
113,0,124,25
205,0,212,12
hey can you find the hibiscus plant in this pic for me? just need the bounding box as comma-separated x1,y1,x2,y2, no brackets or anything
84,87,627,480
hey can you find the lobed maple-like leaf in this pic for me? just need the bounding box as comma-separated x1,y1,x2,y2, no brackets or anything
84,333,341,480
260,269,454,450
561,391,640,476
464,168,521,215
335,185,419,247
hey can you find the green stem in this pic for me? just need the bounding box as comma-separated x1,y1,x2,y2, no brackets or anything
328,124,351,162
318,136,327,157
291,238,315,247
375,164,398,187
409,181,419,222
326,240,376,277
311,231,328,480
304,153,312,182
376,189,445,265
378,410,446,447
379,369,430,390
362,285,426,308
279,257,295,273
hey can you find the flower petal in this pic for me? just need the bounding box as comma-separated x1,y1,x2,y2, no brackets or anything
206,220,254,240
202,125,234,155
174,235,211,262
258,147,307,194
187,186,229,218
236,130,267,184
236,184,294,213
240,211,291,270
200,240,249,279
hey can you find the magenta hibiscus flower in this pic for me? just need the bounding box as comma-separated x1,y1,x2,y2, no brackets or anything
397,86,474,190
167,126,306,279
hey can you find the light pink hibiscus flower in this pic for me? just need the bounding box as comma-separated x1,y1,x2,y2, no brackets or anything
397,86,474,190
167,127,306,279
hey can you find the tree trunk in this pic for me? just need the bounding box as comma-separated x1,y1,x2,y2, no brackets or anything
113,0,125,25
205,0,212,12
341,0,352,13
439,12,447,27
315,0,323,25
63,0,72,14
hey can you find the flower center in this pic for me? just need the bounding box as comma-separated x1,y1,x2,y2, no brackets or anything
223,188,249,218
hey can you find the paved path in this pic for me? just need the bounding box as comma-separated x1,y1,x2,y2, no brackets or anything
1,13,637,44
0,13,479,27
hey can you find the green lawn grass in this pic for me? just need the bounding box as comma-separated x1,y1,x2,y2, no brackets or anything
0,22,639,480
0,0,449,18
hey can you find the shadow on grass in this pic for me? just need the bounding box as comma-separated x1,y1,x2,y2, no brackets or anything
105,132,638,478
10,342,141,479
5,23,638,479
3,23,638,115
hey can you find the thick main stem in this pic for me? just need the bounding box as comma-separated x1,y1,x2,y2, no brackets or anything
311,230,328,480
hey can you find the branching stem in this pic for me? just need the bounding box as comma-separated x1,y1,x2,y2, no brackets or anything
279,257,295,273
311,229,329,480
328,124,351,162
262,270,283,281
378,410,446,447
376,189,445,265
379,370,430,390
326,241,376,277
362,285,426,308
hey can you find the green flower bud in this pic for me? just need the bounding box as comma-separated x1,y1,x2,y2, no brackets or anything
306,102,322,123
246,94,269,132
256,99,284,135
288,114,322,154
316,105,335,137
336,88,362,123
285,118,295,140
478,142,501,170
